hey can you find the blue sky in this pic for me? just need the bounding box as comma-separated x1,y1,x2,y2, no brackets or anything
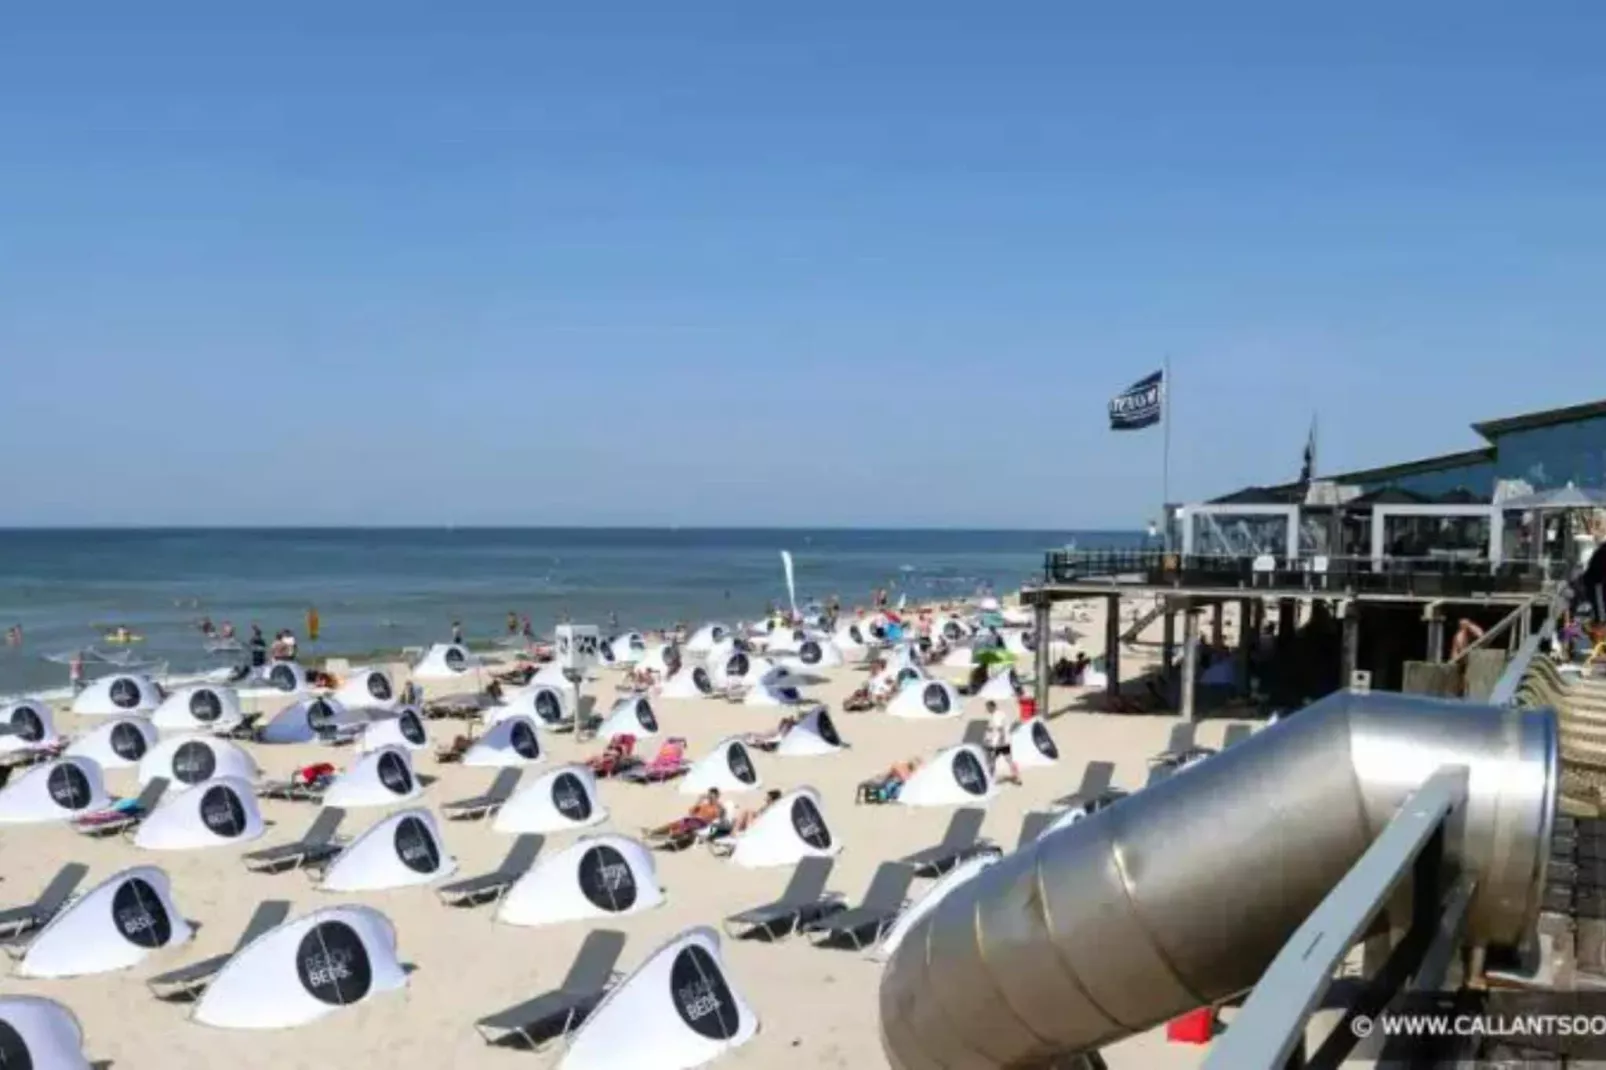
2,2,1603,528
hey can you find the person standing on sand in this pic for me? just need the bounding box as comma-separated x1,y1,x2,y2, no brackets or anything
249,625,267,668
306,606,320,643
985,700,1022,785
452,620,464,645
69,650,84,694
507,611,518,635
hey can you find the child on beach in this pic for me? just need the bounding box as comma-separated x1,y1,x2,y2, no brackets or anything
985,701,1022,785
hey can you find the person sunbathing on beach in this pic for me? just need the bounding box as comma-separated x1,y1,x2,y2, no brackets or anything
843,685,875,712
645,788,728,840
732,789,783,833
858,757,922,803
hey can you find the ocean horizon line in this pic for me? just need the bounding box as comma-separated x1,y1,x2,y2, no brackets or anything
0,523,1139,535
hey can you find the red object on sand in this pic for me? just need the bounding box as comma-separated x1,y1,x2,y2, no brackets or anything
1166,1007,1215,1044
1018,696,1037,721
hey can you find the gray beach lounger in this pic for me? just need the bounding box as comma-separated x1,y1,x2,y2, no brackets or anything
72,778,169,838
441,768,522,822
241,807,346,874
255,771,331,803
1223,723,1253,748
960,720,989,747
897,808,995,877
437,834,544,907
0,863,89,943
1016,811,1054,846
722,857,845,941
222,713,262,741
1052,760,1116,810
146,899,291,1000
423,693,493,721
474,929,627,1051
804,862,915,950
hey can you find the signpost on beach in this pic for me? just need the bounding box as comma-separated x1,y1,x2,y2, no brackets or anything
555,625,600,673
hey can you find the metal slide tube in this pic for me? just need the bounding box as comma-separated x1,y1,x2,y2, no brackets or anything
878,692,1557,1069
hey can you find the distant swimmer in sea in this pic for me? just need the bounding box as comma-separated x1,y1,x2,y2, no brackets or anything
198,616,215,638
506,611,518,635
219,620,235,640
4,625,20,647
306,606,320,642
451,620,464,645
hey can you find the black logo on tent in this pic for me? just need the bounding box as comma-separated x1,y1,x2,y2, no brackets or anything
692,667,712,695
922,683,952,715
172,740,216,784
670,944,741,1040
269,664,296,692
777,687,800,703
109,677,141,709
636,700,658,733
110,721,148,761
398,712,426,746
297,920,373,1006
367,673,393,701
376,751,413,795
577,843,638,913
1031,720,1058,759
598,640,615,663
952,750,987,796
534,689,563,725
799,640,822,664
943,621,963,641
443,646,467,672
790,796,831,849
199,785,248,838
393,815,441,875
46,763,93,811
551,772,592,823
848,624,864,644
10,704,44,743
897,668,919,688
189,689,223,723
510,719,541,760
629,635,646,653
815,711,841,747
727,653,749,679
0,1017,31,1070
711,626,727,642
726,742,756,784
307,699,336,730
112,877,173,949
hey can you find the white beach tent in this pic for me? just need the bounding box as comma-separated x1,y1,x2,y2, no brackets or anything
1010,718,1060,769
833,620,873,658
356,709,430,754
139,734,259,787
492,684,571,729
497,834,665,928
774,707,846,757
870,852,1001,963
601,632,648,667
193,905,407,1029
530,660,583,698
0,996,93,1070
707,650,760,691
558,926,757,1070
760,627,806,655
151,684,245,733
17,866,193,979
0,758,110,824
71,673,161,717
596,696,660,742
134,777,265,851
412,643,478,682
241,660,311,700
888,679,962,720
660,665,716,700
898,744,997,807
259,696,365,745
323,747,422,809
741,668,804,707
66,717,158,770
728,787,840,868
684,623,731,656
464,715,546,767
1001,629,1036,657
638,643,677,678
782,637,844,669
933,616,974,644
320,809,457,892
0,700,60,756
332,668,398,712
493,764,608,835
679,738,761,796
941,645,978,670
979,669,1022,703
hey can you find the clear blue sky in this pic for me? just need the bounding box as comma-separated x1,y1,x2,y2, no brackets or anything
2,2,1603,528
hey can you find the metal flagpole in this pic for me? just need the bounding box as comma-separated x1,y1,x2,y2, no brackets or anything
1162,355,1172,551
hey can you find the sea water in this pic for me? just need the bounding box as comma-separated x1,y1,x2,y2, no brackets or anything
0,527,1141,696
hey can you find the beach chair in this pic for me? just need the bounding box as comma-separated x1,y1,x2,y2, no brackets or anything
960,720,989,747
803,862,915,950
434,731,477,765
422,693,490,721
440,768,522,822
742,717,796,753
222,713,262,741
897,808,996,877
72,777,169,838
1052,760,1117,810
586,735,638,779
256,763,337,803
615,737,688,784
146,899,291,1001
1223,723,1253,748
641,815,721,852
1016,811,1054,847
722,857,845,941
474,929,627,1051
0,863,89,944
437,834,544,908
241,807,347,874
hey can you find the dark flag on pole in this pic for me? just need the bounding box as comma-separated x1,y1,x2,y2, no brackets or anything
1108,370,1164,430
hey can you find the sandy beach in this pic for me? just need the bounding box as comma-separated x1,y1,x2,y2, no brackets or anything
0,598,1258,1069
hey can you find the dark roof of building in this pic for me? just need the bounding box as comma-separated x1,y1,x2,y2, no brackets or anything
1471,398,1606,440
1316,447,1495,489
1208,485,1305,505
